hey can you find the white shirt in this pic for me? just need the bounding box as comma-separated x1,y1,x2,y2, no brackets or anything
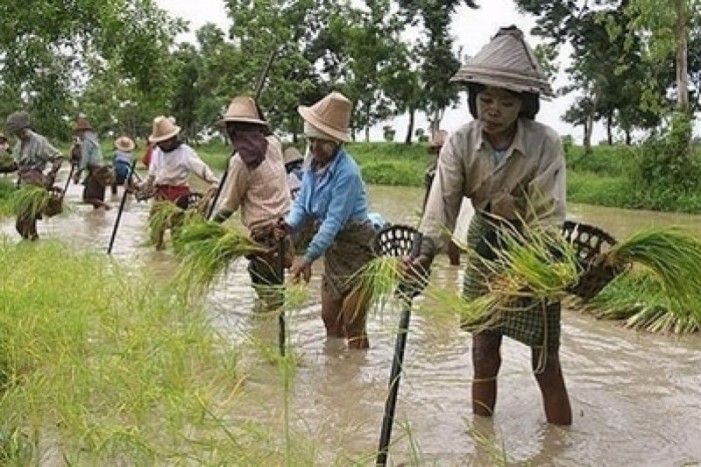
148,143,218,186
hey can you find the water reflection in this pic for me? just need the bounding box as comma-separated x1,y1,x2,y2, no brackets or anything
1,179,700,465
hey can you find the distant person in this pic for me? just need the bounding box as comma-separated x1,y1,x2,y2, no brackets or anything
405,26,571,425
72,118,111,210
5,111,64,240
283,146,304,199
112,136,135,195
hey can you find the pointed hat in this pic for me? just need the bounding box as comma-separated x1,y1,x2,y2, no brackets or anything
451,26,553,97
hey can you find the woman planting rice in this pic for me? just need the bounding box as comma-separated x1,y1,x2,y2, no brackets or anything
277,91,376,350
210,96,293,311
5,111,64,240
405,26,572,424
140,115,218,249
72,118,111,210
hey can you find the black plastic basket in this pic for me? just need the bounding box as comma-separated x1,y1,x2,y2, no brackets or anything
561,220,626,300
371,224,427,298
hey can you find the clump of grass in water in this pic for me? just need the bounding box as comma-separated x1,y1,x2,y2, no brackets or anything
0,237,330,464
172,219,265,294
11,185,50,217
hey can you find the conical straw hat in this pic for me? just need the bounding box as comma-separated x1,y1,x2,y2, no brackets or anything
451,26,553,97
149,115,181,143
115,136,135,152
298,91,352,143
283,147,304,165
220,96,267,125
74,118,93,131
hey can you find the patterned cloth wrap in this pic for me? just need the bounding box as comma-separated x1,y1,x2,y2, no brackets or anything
247,225,294,309
462,212,561,351
323,219,377,300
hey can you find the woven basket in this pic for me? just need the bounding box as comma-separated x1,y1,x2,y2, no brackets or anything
175,192,203,211
371,224,426,298
43,187,64,217
92,166,116,187
561,220,626,300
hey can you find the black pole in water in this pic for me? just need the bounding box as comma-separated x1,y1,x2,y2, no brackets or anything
62,163,75,194
277,237,286,357
107,159,138,255
376,232,423,466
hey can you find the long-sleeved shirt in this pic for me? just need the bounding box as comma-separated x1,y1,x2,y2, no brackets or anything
79,132,102,171
13,130,61,171
219,136,291,232
147,143,217,187
286,147,369,263
420,118,566,249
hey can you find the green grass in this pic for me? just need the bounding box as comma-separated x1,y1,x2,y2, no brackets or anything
0,237,338,464
0,179,17,217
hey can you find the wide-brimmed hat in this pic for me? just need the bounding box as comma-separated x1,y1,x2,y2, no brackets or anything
74,118,92,132
298,91,352,143
149,115,181,143
429,130,449,148
115,136,135,152
451,26,553,97
283,147,304,165
6,111,31,133
220,96,267,125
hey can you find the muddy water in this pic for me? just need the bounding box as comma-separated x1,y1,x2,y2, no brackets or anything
3,175,700,466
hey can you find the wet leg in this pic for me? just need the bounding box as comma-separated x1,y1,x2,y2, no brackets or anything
532,348,572,425
342,287,370,349
321,289,345,338
447,240,461,266
471,332,502,417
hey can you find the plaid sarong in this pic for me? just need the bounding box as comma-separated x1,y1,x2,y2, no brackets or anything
462,212,561,351
323,219,376,300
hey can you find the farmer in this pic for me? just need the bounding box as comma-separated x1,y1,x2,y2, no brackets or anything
72,118,111,210
278,91,376,350
211,96,292,311
5,111,64,240
142,115,218,248
112,136,136,195
283,146,304,199
423,129,463,266
406,26,571,424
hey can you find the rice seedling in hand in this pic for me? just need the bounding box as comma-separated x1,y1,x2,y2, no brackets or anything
12,185,50,218
147,200,184,247
172,219,265,293
349,256,406,313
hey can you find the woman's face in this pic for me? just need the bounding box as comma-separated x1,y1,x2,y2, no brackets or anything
306,137,338,165
476,86,522,135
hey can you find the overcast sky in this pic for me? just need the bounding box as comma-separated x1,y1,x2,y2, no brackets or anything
154,0,597,142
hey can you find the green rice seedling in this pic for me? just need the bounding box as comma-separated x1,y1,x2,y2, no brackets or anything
172,220,265,293
11,185,50,218
350,256,405,314
147,200,184,246
581,271,700,333
603,227,701,310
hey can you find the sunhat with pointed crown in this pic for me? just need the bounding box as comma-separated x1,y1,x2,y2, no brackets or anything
149,116,181,143
451,26,553,97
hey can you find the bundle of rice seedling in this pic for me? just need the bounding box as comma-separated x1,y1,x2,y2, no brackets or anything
12,185,50,217
599,227,701,310
172,220,265,292
350,256,405,313
148,200,185,246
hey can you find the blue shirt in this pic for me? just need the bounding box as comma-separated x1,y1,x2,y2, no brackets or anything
286,148,369,263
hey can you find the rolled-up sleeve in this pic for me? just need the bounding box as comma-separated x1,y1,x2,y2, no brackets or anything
527,133,566,226
219,158,249,214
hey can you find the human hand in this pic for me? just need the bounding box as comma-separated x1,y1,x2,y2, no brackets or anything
273,218,292,241
289,257,312,283
399,254,432,283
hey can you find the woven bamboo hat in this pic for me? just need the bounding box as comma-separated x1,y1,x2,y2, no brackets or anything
6,111,31,132
451,26,553,97
115,136,135,152
220,96,267,125
283,147,304,165
74,118,93,132
149,116,181,143
298,91,352,143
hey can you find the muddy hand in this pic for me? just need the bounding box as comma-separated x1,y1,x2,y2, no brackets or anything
289,257,312,283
